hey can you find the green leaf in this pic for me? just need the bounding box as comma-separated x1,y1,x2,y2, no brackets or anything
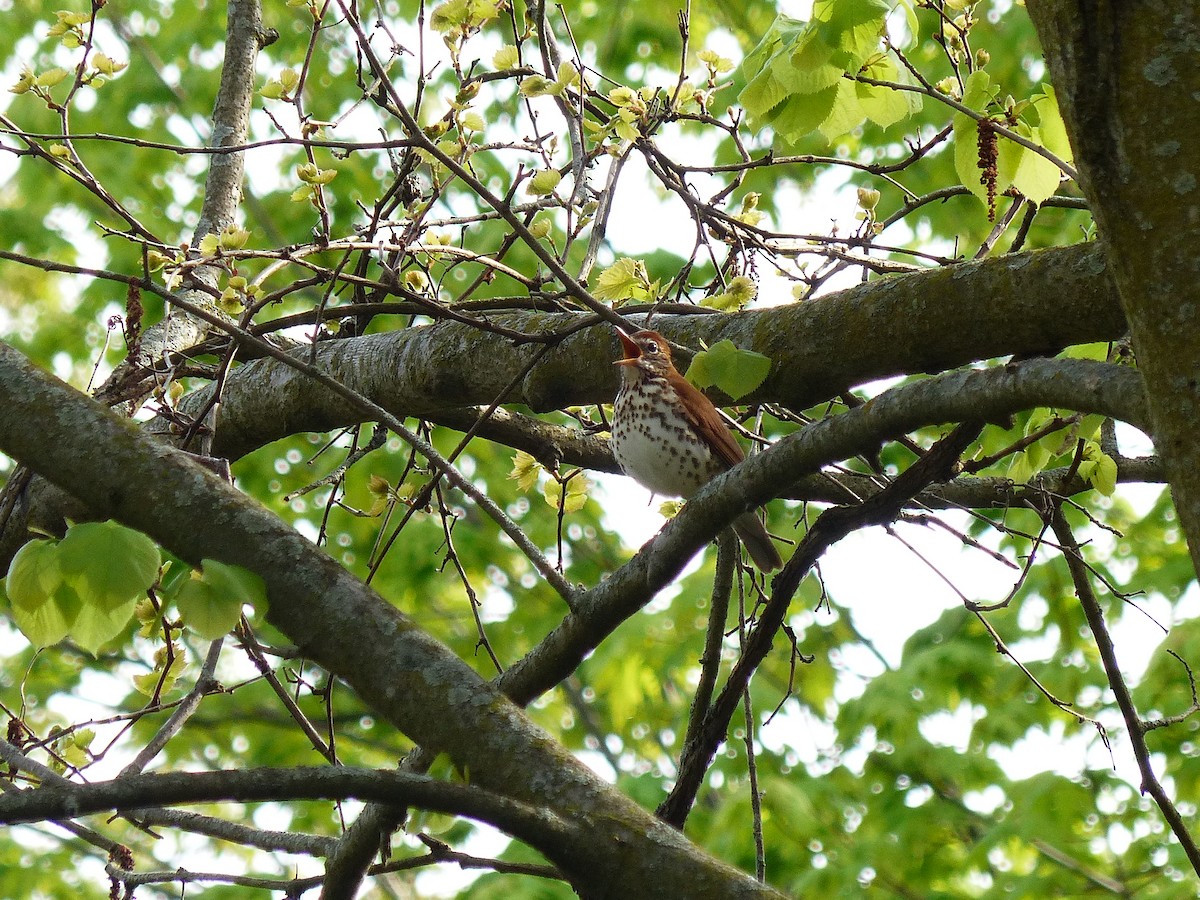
895,0,921,50
1079,442,1118,496
429,0,499,33
198,232,220,255
541,474,590,513
783,36,842,94
739,16,840,125
157,557,191,598
58,520,160,612
70,593,138,655
1007,450,1036,484
132,648,187,697
492,44,518,70
770,84,840,144
6,538,61,612
813,0,891,68
554,60,581,91
701,275,757,312
856,81,913,129
6,521,160,653
1003,131,1062,205
518,75,558,97
740,14,806,85
1061,342,1110,362
685,340,772,400
593,257,653,303
818,78,864,141
73,728,95,752
960,71,995,115
1031,85,1073,165
175,559,265,640
175,576,242,640
526,169,562,196
697,49,734,74
198,559,267,608
1076,413,1106,442
739,3,894,142
739,64,791,121
36,68,69,88
509,450,542,492
4,539,82,648
131,669,165,696
855,58,922,128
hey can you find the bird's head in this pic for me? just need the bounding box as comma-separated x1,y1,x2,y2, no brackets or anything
614,328,674,379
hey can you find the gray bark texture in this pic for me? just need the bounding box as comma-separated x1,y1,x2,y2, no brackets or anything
1028,0,1200,572
0,341,785,899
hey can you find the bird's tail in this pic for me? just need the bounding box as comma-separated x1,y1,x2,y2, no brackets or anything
732,512,782,572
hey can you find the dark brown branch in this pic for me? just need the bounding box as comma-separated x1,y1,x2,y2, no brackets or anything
1048,509,1200,877
657,423,984,826
0,763,575,846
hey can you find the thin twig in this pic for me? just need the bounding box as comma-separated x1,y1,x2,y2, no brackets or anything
120,639,225,776
1049,509,1200,878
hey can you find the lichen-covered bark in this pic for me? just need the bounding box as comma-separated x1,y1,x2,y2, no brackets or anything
1027,0,1200,573
155,241,1125,463
0,342,784,900
0,239,1131,573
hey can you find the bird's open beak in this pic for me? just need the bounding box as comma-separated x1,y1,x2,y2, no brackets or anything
614,328,640,366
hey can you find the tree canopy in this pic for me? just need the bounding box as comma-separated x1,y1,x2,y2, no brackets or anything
0,0,1198,897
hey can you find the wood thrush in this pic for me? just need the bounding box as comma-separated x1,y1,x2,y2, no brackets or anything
611,328,783,572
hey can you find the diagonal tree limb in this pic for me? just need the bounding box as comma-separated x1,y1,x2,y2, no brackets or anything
496,358,1150,710
0,340,783,899
1048,509,1200,878
658,423,985,826
0,348,1153,895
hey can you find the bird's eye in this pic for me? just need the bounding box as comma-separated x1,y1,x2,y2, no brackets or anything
645,340,659,354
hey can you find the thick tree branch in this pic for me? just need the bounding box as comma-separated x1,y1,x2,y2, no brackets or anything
0,350,1145,896
497,358,1150,707
0,341,782,899
148,241,1126,465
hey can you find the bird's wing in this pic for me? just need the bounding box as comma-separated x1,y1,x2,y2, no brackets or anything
670,374,745,469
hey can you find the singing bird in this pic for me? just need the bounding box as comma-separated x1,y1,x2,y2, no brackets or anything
611,328,782,571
